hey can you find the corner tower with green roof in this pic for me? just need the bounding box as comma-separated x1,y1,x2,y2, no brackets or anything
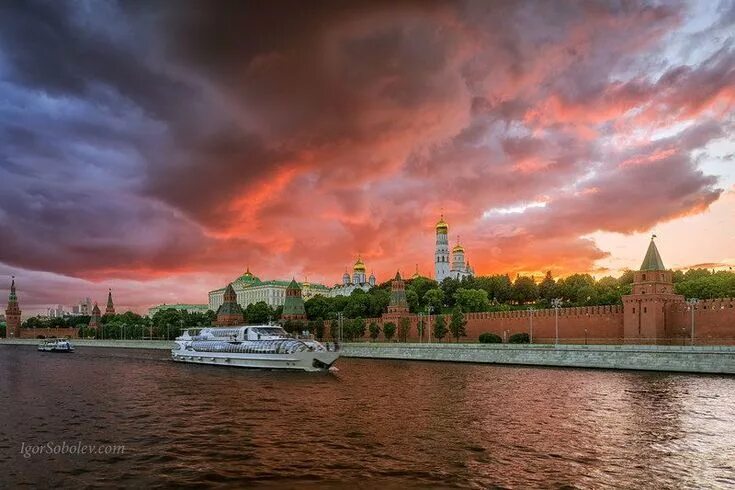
281,279,307,321
216,283,245,326
622,236,684,342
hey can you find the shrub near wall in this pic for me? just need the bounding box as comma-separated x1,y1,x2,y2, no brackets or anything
508,332,530,344
479,333,502,344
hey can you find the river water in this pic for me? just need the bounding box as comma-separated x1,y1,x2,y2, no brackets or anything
1,345,734,488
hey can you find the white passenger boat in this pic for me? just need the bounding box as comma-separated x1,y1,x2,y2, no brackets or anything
38,338,75,353
172,325,340,372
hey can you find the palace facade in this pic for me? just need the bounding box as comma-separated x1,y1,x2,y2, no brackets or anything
208,268,330,311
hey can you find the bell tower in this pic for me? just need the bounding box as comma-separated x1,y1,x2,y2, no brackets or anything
622,236,684,343
434,215,450,282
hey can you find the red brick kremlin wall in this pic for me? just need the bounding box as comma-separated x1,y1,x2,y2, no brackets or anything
19,327,79,339
334,300,735,344
667,298,735,342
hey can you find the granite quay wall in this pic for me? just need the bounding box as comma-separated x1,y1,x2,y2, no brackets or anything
0,339,172,350
341,343,735,374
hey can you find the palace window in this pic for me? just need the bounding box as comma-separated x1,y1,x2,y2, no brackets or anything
632,308,636,313
643,307,647,313
642,273,647,281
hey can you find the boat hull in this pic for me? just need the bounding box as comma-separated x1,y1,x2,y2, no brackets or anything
171,349,339,372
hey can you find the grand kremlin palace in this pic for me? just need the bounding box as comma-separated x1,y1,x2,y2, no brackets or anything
207,259,376,311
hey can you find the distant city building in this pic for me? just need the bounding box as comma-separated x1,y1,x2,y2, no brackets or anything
434,215,473,282
148,304,210,316
4,276,22,338
281,279,307,322
47,305,68,318
215,284,245,326
105,289,115,315
208,268,330,311
330,256,376,297
78,297,92,316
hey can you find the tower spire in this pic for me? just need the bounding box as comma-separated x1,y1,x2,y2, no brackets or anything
640,235,666,271
105,288,116,315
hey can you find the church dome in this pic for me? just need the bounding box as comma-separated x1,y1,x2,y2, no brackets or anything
452,244,465,254
353,256,366,272
436,215,448,234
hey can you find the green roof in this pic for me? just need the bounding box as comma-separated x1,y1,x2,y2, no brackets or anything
640,238,666,271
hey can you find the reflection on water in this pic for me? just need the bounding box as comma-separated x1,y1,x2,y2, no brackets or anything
1,345,734,488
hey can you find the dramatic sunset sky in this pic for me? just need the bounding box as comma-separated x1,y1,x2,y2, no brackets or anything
1,0,734,314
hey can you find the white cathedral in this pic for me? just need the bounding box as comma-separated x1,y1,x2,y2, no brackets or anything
434,215,474,282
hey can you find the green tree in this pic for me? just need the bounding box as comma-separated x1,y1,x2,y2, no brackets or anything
407,276,439,310
368,321,381,341
344,290,371,318
368,288,391,317
449,307,467,342
245,301,274,324
398,317,411,342
538,271,558,303
454,288,489,312
305,295,332,320
512,276,538,304
406,289,420,313
432,315,447,342
350,318,366,341
423,288,444,313
383,322,396,341
440,277,462,308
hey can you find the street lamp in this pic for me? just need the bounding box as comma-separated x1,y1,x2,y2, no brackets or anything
527,307,535,344
687,298,699,346
418,312,423,343
426,305,433,343
337,312,343,343
551,298,563,346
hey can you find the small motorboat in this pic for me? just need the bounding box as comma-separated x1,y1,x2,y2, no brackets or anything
38,338,75,353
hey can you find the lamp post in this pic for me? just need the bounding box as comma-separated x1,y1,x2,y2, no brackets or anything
551,298,563,346
687,298,699,346
337,312,343,343
426,305,433,343
527,307,535,344
418,312,423,343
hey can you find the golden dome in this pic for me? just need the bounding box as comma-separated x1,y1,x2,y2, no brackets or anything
452,244,465,254
436,215,448,234
353,256,366,272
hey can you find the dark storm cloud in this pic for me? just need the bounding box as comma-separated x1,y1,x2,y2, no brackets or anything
0,0,732,306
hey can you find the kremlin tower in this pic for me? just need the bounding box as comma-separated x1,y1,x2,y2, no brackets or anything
622,236,684,342
281,279,307,322
215,283,245,326
5,276,21,338
89,303,102,329
105,289,116,315
387,271,409,316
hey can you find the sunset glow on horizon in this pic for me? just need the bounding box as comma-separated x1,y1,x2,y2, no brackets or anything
1,0,734,314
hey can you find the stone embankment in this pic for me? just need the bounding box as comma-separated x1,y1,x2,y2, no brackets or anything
2,339,733,374
341,343,735,375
